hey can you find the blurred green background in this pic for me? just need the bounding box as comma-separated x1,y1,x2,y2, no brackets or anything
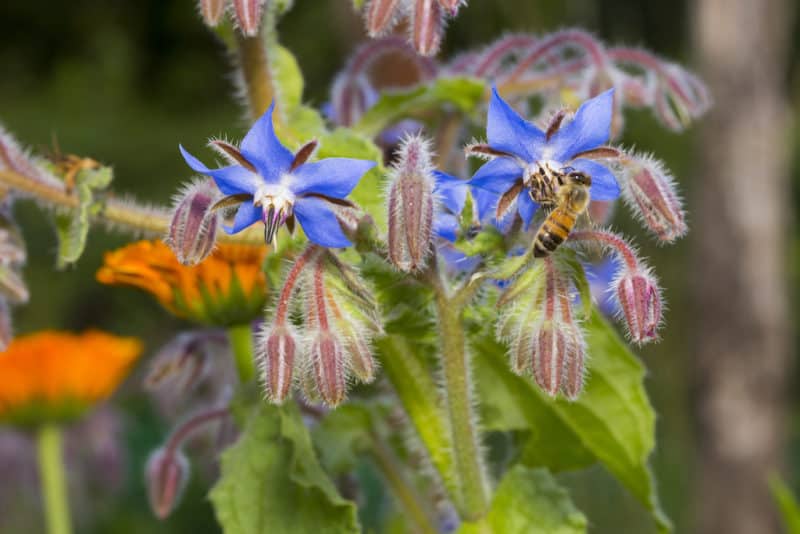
0,1,798,533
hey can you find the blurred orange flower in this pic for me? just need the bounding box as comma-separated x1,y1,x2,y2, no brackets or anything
0,330,142,426
96,240,268,326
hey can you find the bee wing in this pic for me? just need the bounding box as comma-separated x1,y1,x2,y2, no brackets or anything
574,210,604,260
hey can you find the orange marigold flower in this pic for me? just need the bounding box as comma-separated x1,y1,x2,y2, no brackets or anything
0,330,142,426
96,240,268,326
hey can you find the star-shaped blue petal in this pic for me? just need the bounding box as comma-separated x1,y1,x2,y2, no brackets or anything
180,102,376,248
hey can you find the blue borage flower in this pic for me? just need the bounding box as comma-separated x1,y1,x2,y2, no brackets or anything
468,86,621,228
180,103,376,248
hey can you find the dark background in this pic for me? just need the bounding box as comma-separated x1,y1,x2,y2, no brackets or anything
0,1,798,532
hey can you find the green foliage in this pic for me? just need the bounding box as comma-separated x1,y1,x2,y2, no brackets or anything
472,311,671,533
54,165,113,269
770,475,800,534
271,44,326,142
459,466,587,534
210,403,360,534
311,404,374,475
355,77,486,137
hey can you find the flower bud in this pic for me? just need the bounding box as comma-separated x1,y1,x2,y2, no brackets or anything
620,154,686,243
365,0,403,37
145,447,189,520
387,135,436,272
166,178,221,266
614,265,662,345
411,0,444,56
257,324,297,404
144,331,222,397
330,73,378,127
561,325,587,401
199,0,226,27
531,320,567,397
232,0,266,37
310,331,346,407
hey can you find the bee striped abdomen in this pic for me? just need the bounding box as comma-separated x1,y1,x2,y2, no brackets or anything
533,208,576,257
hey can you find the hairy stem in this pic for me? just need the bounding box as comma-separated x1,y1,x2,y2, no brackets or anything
370,432,439,534
227,324,255,383
0,170,263,245
36,424,72,534
431,270,489,519
236,30,274,121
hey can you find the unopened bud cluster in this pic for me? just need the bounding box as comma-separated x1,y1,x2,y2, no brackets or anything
363,0,467,56
166,178,222,266
258,246,382,406
443,29,710,135
386,135,437,272
497,259,587,400
197,0,267,37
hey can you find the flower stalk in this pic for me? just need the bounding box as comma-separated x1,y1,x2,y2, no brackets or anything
0,169,263,246
36,424,72,534
235,30,274,121
430,268,489,519
227,324,256,383
369,431,439,534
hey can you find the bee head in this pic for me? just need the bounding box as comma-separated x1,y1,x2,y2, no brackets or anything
565,169,591,187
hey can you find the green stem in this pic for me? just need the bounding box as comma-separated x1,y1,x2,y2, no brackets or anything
432,284,490,520
370,433,439,534
36,424,72,534
0,170,264,246
227,324,255,383
235,30,274,121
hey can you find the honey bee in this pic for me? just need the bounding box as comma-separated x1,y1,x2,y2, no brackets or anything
532,169,592,258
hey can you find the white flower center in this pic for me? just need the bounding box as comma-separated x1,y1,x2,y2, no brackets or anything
253,180,296,244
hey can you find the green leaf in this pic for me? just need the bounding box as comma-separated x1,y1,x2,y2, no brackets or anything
210,403,360,534
459,466,587,534
271,44,326,142
311,403,373,475
54,166,113,269
473,311,672,532
375,335,457,498
355,77,486,137
770,475,800,534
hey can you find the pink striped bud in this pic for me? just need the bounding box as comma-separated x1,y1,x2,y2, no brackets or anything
386,135,436,272
198,0,226,27
257,324,297,403
620,154,687,243
330,73,377,127
166,178,221,265
144,331,223,397
310,331,346,407
411,0,444,56
531,320,567,397
145,447,189,520
614,266,662,345
232,0,266,37
365,0,403,37
561,325,587,400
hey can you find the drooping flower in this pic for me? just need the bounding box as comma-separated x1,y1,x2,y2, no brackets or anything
96,240,267,326
468,87,621,229
0,331,142,427
179,103,376,248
